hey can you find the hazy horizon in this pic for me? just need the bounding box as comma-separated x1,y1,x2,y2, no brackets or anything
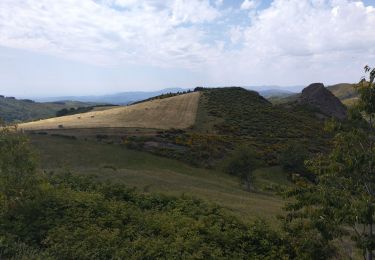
1,0,374,97
7,84,305,100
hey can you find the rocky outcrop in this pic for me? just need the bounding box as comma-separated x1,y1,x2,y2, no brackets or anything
298,83,347,120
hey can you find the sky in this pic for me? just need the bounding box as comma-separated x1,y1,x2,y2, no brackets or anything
0,0,374,97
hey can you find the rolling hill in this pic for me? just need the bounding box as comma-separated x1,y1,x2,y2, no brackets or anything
327,83,358,106
19,92,200,130
0,95,99,123
18,87,332,169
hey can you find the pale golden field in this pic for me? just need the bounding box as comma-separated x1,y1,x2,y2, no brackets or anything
19,92,201,130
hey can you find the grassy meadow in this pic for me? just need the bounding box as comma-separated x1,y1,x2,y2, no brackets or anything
30,134,291,222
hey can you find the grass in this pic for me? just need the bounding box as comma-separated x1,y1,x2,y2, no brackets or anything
327,83,357,100
327,83,360,107
19,92,201,130
30,134,290,223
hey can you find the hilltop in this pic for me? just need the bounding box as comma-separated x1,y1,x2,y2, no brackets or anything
194,87,324,138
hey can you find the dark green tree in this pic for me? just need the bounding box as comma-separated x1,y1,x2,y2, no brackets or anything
284,65,375,259
225,146,261,191
0,128,37,201
280,143,310,175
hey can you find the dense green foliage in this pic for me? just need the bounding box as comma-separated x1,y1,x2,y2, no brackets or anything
284,66,375,259
0,129,295,259
279,143,314,181
279,143,308,173
56,106,94,117
193,87,328,165
197,87,323,138
123,130,231,168
224,146,262,191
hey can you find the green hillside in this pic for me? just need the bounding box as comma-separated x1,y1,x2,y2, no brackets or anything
0,131,293,259
195,87,322,138
25,88,329,168
123,87,328,167
0,96,99,123
30,134,289,221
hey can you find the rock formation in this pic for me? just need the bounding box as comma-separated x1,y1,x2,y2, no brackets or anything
298,83,347,120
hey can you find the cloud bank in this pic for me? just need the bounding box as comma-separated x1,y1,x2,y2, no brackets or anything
0,0,374,87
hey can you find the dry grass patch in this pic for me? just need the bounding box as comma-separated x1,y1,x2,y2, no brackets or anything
19,92,200,130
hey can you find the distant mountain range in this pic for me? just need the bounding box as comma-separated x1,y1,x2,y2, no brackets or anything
246,85,304,94
257,89,296,98
33,86,303,105
34,88,191,105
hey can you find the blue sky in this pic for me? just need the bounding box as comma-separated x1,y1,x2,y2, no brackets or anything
0,0,374,97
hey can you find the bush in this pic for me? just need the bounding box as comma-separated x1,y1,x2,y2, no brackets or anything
279,143,309,173
224,146,262,191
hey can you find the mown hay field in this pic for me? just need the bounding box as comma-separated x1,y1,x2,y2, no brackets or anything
19,92,201,130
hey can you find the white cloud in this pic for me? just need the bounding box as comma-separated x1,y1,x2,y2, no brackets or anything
228,26,244,44
210,0,375,85
240,0,260,10
0,0,221,67
242,0,375,56
170,0,221,24
215,0,224,7
0,0,374,87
